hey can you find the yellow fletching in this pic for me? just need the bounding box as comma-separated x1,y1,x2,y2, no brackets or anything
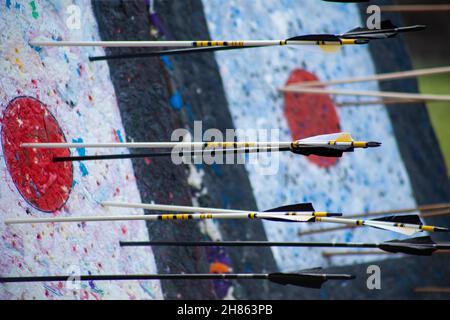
335,133,354,142
319,43,341,54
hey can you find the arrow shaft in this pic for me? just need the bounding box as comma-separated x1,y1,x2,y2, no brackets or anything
316,217,439,234
0,273,268,283
89,45,262,61
380,4,450,13
119,240,379,248
102,201,256,214
279,86,450,102
4,212,316,225
32,40,276,47
318,216,402,227
436,244,450,250
0,273,354,285
21,141,292,149
52,147,291,162
288,66,450,87
120,240,450,254
102,201,332,217
29,40,345,48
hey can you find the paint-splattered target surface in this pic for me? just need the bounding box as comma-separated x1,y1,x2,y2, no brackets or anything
1,97,73,212
284,69,341,168
1,1,162,300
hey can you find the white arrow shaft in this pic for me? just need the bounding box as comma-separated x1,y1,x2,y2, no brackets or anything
318,217,421,235
4,212,313,225
280,86,450,102
29,40,333,48
21,141,292,149
288,66,450,87
103,202,248,213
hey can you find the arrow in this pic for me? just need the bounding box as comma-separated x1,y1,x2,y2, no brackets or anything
6,202,447,236
19,132,381,162
4,202,341,225
286,66,450,88
298,203,450,236
100,202,448,235
380,4,450,13
119,236,450,257
415,287,450,294
278,86,450,103
29,20,424,60
0,270,355,289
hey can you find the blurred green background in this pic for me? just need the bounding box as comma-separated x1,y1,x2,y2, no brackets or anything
398,0,450,177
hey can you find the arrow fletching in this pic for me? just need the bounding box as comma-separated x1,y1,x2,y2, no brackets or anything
341,20,426,40
264,203,315,212
379,236,438,256
365,214,449,235
364,220,418,236
292,132,381,157
268,271,355,289
287,34,342,42
373,214,423,224
120,236,450,256
263,203,342,221
260,214,317,223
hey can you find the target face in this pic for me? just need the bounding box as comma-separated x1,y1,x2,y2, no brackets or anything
283,69,341,168
1,97,73,212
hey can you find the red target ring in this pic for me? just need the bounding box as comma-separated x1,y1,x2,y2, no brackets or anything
1,96,73,212
283,69,341,168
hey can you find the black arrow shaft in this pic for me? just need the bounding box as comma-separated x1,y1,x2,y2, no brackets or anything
0,273,354,284
0,274,267,283
119,240,380,248
53,147,291,162
53,151,174,162
89,45,260,61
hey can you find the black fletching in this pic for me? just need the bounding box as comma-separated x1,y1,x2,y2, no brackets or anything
380,20,398,29
287,34,341,42
342,20,399,39
373,214,423,225
291,147,345,157
379,237,437,256
264,203,315,212
268,272,355,288
396,236,436,245
268,273,327,289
